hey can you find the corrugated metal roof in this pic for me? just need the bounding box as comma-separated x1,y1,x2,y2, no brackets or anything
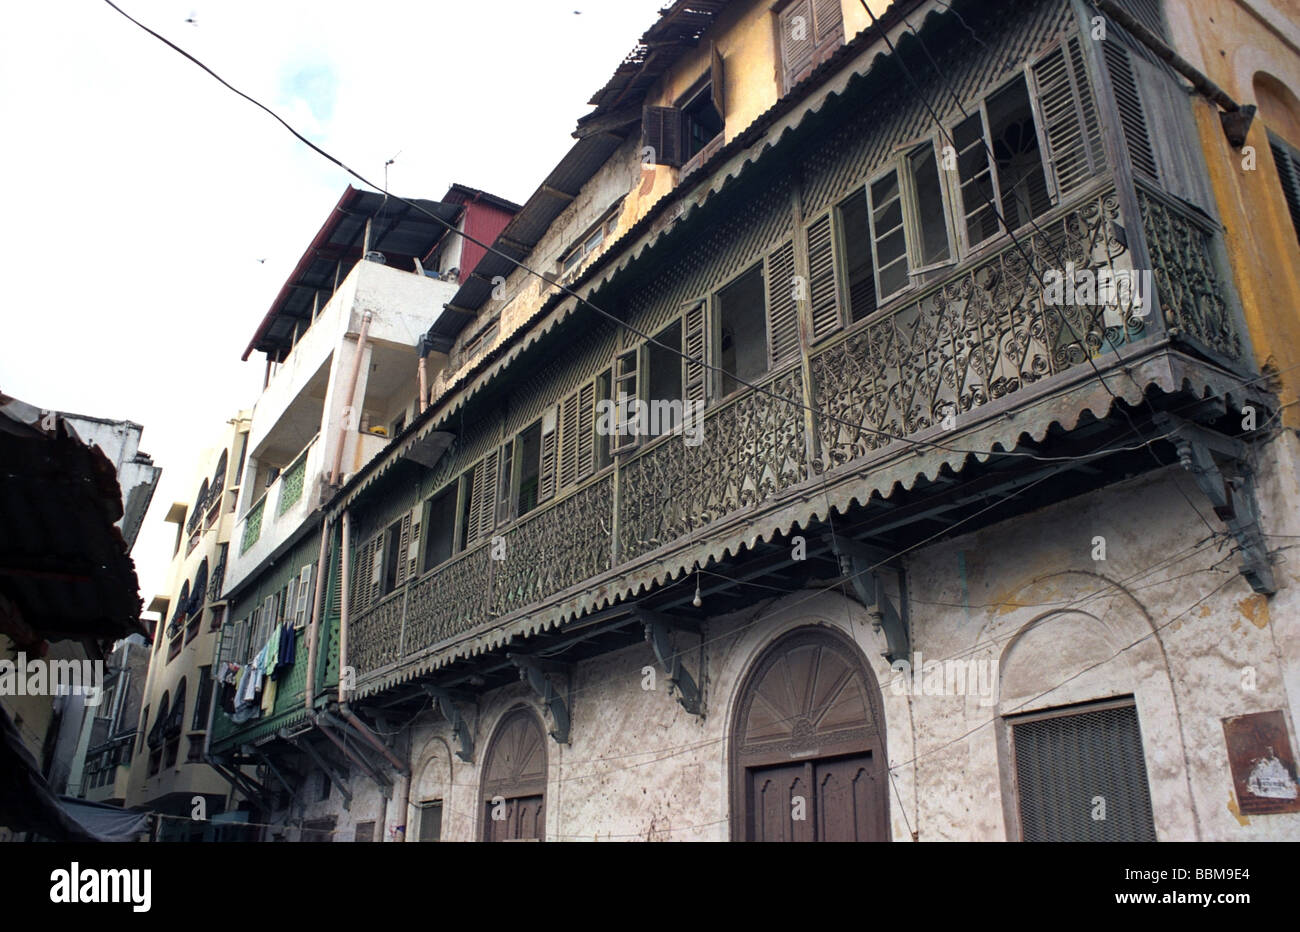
429,132,627,340
243,186,463,361
584,0,731,115
0,395,146,645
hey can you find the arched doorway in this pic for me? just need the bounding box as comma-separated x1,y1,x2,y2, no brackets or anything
480,706,547,841
730,627,889,841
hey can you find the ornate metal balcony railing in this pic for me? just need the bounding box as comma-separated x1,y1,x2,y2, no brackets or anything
208,555,226,603
239,497,265,555
341,182,1246,692
348,543,492,680
1136,181,1242,366
277,447,309,517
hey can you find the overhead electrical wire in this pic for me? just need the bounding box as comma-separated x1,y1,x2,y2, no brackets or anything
102,0,1290,839
102,0,1193,469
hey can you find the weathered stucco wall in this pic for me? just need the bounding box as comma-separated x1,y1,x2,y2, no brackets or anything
280,439,1300,841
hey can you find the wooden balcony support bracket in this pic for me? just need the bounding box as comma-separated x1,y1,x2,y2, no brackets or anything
291,727,357,807
207,753,274,808
1153,412,1277,595
254,747,299,800
506,653,571,745
423,686,476,763
638,610,704,718
827,536,911,664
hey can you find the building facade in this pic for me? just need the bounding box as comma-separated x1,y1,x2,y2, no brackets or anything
0,397,154,840
206,0,1300,841
125,412,251,836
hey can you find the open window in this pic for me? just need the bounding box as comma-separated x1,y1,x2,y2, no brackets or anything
644,320,683,437
866,139,953,303
514,421,543,517
836,189,877,323
424,485,460,571
987,75,1052,230
643,44,725,172
714,264,769,400
906,141,953,272
456,472,474,554
381,518,403,597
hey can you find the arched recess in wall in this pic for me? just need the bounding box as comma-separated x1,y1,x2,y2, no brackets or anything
479,706,547,842
190,560,208,620
729,625,888,842
1254,71,1300,146
996,606,1164,842
411,739,453,843
210,449,228,503
1254,71,1300,245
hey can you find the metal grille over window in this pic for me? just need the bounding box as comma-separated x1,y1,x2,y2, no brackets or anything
1011,701,1157,842
240,498,265,554
278,450,308,516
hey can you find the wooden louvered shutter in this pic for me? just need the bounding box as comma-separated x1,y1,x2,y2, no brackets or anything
261,596,274,646
766,240,799,367
806,214,841,340
682,303,708,406
612,348,640,453
1102,41,1158,182
711,42,725,117
642,106,682,167
539,406,559,502
495,441,514,527
1270,135,1300,245
577,381,596,480
394,512,413,587
1029,38,1104,204
406,505,422,582
779,0,816,93
812,0,843,55
475,453,498,541
348,539,366,614
559,392,580,489
296,565,312,626
368,536,383,607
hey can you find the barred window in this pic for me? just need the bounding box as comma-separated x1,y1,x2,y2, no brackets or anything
1009,698,1157,842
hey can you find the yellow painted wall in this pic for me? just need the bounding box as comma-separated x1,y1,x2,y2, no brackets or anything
1167,0,1300,424
616,0,897,246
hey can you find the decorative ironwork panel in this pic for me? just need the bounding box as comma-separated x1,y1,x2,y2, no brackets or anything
239,499,264,554
349,593,406,680
403,544,493,653
812,191,1139,468
209,555,226,602
277,452,307,516
1138,188,1242,363
491,474,614,617
619,368,808,562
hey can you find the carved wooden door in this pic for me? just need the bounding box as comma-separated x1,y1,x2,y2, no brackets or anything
481,707,547,841
732,628,888,841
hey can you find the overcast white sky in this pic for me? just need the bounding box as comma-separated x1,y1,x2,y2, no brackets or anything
0,0,664,606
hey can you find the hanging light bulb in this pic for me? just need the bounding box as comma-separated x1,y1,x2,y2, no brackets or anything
692,570,702,608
